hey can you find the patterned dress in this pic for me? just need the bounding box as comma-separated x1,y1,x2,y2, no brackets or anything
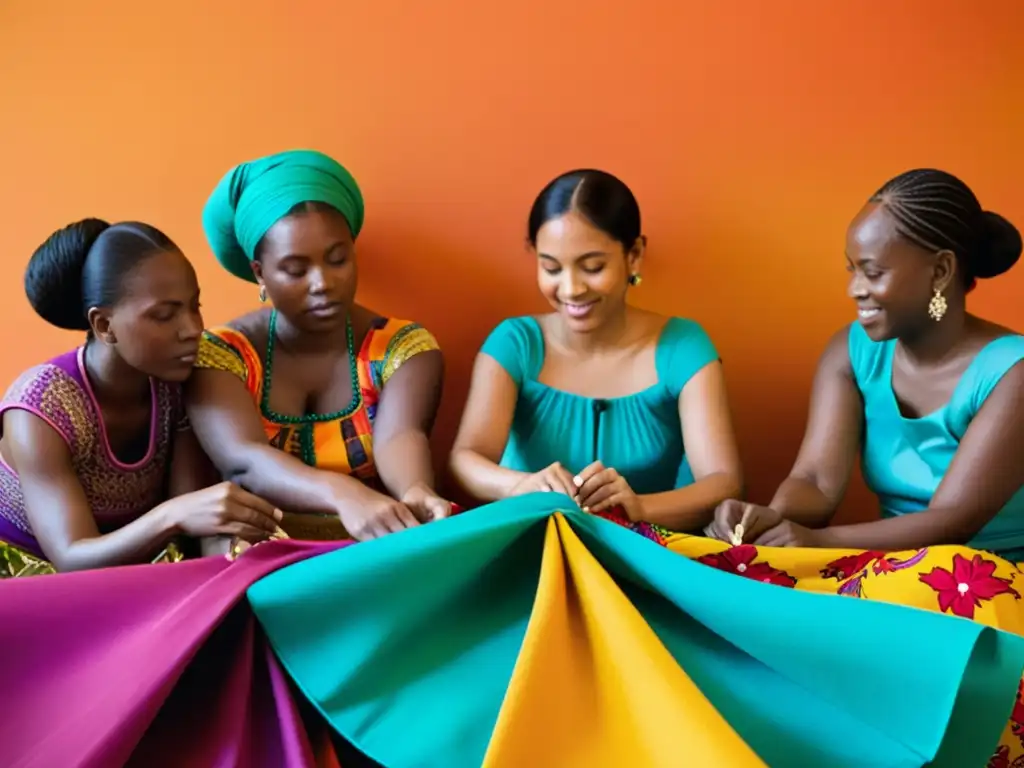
0,347,188,576
195,310,439,540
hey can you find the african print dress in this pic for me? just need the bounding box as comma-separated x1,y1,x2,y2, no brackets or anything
195,310,439,539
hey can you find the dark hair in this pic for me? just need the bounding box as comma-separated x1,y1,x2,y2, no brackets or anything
25,218,178,331
527,169,642,251
870,168,1022,290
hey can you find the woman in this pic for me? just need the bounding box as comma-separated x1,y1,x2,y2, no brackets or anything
693,168,1024,765
188,149,451,542
4,173,1014,767
0,218,283,576
708,169,1024,556
449,168,744,536
223,170,1024,766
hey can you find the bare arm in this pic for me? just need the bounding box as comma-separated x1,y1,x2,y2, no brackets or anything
769,328,864,527
818,361,1024,551
185,369,367,513
4,410,178,571
449,353,529,501
167,427,221,498
639,361,743,530
165,427,237,557
373,349,445,499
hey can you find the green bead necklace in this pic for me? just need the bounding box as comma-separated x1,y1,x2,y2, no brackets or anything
260,308,363,426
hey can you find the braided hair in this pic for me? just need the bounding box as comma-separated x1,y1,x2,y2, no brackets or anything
870,169,1022,290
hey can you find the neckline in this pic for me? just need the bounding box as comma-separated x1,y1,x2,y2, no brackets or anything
260,309,363,424
76,346,159,470
524,315,670,402
884,334,1017,422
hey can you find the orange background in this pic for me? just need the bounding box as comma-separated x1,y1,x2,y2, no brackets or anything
1,1,1022,517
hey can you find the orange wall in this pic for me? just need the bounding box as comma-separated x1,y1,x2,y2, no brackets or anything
1,1,1022,517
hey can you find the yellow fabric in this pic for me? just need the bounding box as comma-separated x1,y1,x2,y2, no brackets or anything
663,532,1024,763
483,515,764,767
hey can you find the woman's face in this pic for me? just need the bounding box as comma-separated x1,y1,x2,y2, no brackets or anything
95,248,204,382
533,211,642,334
845,203,956,341
253,204,358,334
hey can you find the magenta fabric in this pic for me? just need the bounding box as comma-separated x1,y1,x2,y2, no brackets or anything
0,539,348,768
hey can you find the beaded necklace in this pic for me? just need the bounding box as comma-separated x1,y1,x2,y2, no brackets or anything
259,309,362,466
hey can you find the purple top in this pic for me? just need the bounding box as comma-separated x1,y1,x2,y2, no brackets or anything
0,347,187,557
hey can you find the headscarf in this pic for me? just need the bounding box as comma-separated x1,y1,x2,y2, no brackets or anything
202,149,365,283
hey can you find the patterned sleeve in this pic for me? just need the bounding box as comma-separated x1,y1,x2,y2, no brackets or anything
377,321,441,388
195,329,250,384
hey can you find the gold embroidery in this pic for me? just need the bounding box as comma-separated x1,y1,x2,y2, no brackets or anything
0,539,185,578
381,326,440,386
196,333,248,382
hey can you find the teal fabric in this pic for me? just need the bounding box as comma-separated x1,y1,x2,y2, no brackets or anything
480,316,718,494
247,494,1024,768
202,149,364,282
849,322,1024,557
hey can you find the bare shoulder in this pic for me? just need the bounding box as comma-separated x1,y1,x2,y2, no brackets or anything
969,315,1022,345
223,308,272,349
818,325,855,376
629,307,680,346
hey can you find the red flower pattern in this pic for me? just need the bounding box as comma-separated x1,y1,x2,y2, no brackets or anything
821,549,929,598
820,551,885,581
919,553,1020,620
988,745,1010,768
696,545,796,588
1010,677,1024,749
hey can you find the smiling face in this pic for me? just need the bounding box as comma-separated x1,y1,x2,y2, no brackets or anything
845,203,957,341
252,203,357,334
533,211,643,333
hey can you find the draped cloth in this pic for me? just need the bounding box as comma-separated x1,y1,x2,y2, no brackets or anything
1,494,1022,766
249,494,1024,768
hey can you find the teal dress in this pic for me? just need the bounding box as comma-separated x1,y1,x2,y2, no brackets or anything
849,321,1024,558
481,315,719,494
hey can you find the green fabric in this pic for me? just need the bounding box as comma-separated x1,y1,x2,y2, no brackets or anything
247,493,1024,768
202,149,364,282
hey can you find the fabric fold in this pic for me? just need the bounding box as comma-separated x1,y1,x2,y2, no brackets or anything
249,494,1024,767
0,540,346,768
482,515,763,767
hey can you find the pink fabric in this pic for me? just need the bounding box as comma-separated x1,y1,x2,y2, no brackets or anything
0,539,349,767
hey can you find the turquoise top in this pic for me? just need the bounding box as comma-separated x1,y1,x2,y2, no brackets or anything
480,315,719,495
849,321,1024,557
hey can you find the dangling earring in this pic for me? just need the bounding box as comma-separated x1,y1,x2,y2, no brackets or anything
628,273,643,287
258,284,267,303
928,289,947,322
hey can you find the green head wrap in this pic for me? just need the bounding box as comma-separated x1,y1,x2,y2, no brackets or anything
202,149,365,283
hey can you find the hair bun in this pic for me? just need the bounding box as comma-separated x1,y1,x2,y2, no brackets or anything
973,211,1023,279
24,218,111,330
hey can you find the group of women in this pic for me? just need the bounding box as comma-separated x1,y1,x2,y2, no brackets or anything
1,148,1023,766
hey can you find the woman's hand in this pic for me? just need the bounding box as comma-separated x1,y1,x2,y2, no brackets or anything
574,461,644,521
509,462,578,498
332,482,421,541
161,481,283,542
401,482,454,523
706,500,781,544
751,520,822,548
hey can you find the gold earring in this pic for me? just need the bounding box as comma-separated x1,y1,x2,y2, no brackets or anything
258,285,267,303
928,289,947,322
628,273,643,287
